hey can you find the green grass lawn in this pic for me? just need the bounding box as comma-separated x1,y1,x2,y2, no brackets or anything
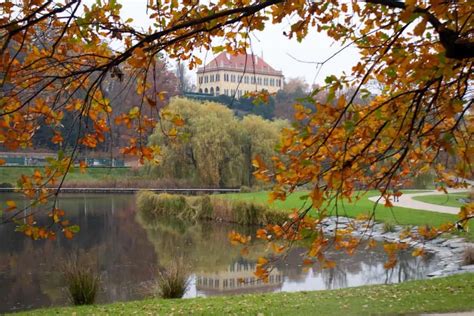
18,273,474,315
223,190,474,240
0,166,133,186
413,193,469,208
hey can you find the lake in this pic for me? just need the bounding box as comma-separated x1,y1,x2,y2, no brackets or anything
0,193,438,313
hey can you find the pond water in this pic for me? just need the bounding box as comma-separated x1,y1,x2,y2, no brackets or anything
0,193,439,313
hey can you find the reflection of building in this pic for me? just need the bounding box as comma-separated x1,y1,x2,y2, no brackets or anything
196,53,284,98
196,261,283,295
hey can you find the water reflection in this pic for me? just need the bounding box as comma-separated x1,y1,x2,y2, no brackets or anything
0,193,438,313
195,260,283,295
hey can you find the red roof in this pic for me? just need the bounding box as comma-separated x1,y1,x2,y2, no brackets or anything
197,53,283,76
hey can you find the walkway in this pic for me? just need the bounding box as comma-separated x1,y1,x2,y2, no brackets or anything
368,188,470,215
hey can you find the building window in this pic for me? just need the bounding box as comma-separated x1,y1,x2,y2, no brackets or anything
216,87,220,95
231,89,235,96
257,77,262,85
210,87,214,95
216,74,220,81
199,77,202,84
210,74,214,82
231,74,236,82
264,78,268,86
204,76,208,83
224,73,229,81
204,88,208,94
224,89,229,95
199,88,203,93
251,76,256,84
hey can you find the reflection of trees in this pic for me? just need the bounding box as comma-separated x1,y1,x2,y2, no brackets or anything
321,266,348,290
0,194,156,313
378,251,435,285
135,209,263,272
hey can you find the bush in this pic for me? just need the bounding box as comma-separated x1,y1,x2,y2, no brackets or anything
463,246,474,266
239,185,252,193
152,258,190,299
383,222,397,233
62,260,100,305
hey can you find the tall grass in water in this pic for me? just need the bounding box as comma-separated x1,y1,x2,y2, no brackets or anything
151,259,190,299
136,191,288,226
62,259,100,305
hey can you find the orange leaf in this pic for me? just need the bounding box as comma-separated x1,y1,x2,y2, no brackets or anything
63,229,74,240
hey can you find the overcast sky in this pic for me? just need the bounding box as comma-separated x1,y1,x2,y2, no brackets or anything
115,1,360,86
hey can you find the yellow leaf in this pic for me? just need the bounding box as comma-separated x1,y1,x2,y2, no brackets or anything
257,257,268,265
6,200,16,210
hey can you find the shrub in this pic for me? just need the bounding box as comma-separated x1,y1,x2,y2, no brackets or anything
186,195,213,220
137,191,188,217
0,182,13,188
463,246,474,266
62,260,100,305
152,258,190,299
383,222,397,233
239,185,252,193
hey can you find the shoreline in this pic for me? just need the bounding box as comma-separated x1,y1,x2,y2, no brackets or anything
0,187,240,194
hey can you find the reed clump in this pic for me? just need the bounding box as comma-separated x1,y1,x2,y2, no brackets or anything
136,191,286,225
62,259,100,306
150,259,190,299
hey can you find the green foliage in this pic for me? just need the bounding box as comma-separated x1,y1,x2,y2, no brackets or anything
146,97,288,187
136,191,287,226
62,260,100,306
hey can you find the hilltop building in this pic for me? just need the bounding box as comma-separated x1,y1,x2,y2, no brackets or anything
196,52,284,98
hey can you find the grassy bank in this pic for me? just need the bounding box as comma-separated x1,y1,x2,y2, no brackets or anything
0,166,193,188
18,273,474,315
0,166,132,185
413,193,469,208
223,190,474,240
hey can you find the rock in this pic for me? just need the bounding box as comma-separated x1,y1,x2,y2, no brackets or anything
427,270,444,277
461,264,474,271
447,242,469,249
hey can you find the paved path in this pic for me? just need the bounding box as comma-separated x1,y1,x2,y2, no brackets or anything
368,188,470,215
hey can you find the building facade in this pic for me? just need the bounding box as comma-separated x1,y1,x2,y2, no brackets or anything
196,53,284,98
